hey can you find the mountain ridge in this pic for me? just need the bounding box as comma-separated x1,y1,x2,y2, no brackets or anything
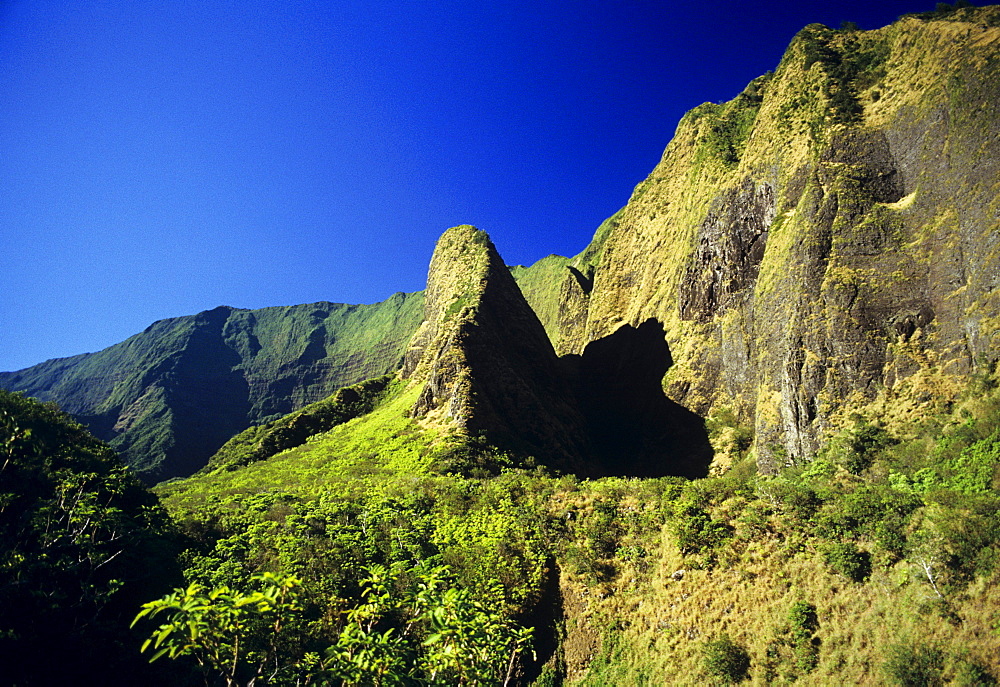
4,5,1000,483
0,295,424,480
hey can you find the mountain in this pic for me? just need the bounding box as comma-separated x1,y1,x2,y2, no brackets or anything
11,7,1000,685
400,225,596,474
5,6,1000,485
514,4,1000,473
0,295,423,481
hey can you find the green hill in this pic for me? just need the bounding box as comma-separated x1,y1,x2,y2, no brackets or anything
4,7,1000,683
0,294,423,481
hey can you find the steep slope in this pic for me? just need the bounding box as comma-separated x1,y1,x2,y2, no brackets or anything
526,5,1000,473
202,374,396,473
402,225,596,473
0,293,423,481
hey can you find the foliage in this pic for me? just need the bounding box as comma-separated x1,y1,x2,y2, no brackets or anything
882,642,944,687
698,74,771,167
204,375,397,472
0,390,179,685
671,487,733,559
324,563,533,685
428,432,518,477
798,25,889,124
822,541,872,582
787,600,819,673
134,572,303,686
135,564,532,686
827,418,895,475
702,635,751,683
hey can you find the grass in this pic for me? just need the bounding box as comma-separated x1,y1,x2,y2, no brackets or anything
157,380,444,515
1,294,425,480
151,363,1000,685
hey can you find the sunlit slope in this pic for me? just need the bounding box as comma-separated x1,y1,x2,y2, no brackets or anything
156,379,445,512
0,293,424,481
515,5,1000,473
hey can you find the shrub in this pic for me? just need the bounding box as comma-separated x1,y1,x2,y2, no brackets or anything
702,635,751,683
823,541,871,582
954,658,997,686
787,600,820,673
882,643,944,686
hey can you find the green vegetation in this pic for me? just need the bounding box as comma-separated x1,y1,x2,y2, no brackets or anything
882,642,945,686
701,635,751,684
203,375,397,472
798,24,889,124
5,359,1000,684
706,74,771,166
143,364,1000,684
0,390,179,685
0,294,424,481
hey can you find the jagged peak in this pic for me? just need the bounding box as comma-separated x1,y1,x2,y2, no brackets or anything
402,224,544,384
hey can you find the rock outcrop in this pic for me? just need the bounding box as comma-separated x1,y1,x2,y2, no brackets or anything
405,225,713,477
519,6,1000,472
402,225,595,472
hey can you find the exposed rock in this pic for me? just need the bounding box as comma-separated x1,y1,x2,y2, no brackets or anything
517,7,1000,473
406,225,713,477
403,225,595,472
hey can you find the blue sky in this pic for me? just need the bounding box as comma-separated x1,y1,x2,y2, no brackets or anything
1,0,929,372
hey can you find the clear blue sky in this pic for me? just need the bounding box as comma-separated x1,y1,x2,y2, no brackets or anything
1,0,930,372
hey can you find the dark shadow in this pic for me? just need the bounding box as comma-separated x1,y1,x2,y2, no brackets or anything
568,318,712,478
517,557,565,684
565,265,593,294
159,306,252,481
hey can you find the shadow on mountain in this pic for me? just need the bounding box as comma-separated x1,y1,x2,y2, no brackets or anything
567,318,712,478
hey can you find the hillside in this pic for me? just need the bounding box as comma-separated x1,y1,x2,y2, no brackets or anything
515,3,1000,474
4,5,1000,685
0,294,423,481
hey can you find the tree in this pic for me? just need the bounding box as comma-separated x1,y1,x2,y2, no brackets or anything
134,572,303,686
135,563,534,685
0,390,180,685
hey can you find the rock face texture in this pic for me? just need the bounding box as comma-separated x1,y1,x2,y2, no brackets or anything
405,225,712,477
402,226,596,473
0,295,423,481
518,7,1000,472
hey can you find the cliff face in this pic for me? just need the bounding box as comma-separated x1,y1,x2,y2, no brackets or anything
405,225,713,477
524,7,1000,472
0,294,423,480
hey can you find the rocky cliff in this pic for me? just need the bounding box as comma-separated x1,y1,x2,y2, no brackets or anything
520,6,1000,472
401,225,596,473
0,294,423,480
404,225,713,477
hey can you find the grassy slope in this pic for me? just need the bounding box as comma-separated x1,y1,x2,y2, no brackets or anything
509,208,623,350
0,293,424,480
151,351,1000,685
510,255,572,344
157,380,444,513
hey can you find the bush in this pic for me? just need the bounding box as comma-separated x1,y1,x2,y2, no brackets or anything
702,635,751,683
787,600,820,673
882,643,944,686
823,541,871,582
954,658,997,686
